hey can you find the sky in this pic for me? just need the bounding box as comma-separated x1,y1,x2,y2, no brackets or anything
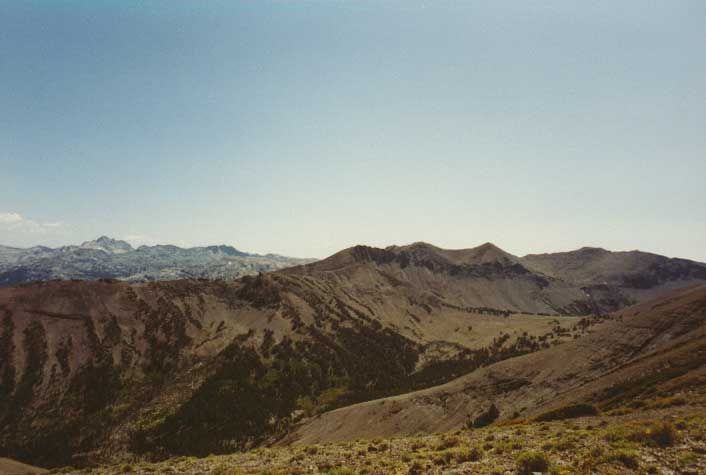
1,1,705,261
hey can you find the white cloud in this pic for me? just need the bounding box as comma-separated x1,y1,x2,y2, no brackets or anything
0,211,64,234
0,212,23,224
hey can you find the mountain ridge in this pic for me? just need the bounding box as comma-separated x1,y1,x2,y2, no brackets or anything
0,237,315,287
285,241,706,315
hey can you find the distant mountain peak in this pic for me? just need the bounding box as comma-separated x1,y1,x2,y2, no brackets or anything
461,242,518,266
576,246,609,253
202,245,249,257
80,236,133,254
299,241,524,275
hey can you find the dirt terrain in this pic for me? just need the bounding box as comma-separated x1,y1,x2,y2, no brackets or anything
0,458,47,475
283,284,706,445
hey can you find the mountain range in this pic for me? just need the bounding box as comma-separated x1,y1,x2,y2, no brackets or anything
288,242,706,314
0,241,705,468
0,236,315,287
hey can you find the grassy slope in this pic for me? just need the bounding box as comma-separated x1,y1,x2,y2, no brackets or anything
50,396,706,475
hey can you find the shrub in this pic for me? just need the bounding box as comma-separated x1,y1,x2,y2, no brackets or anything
472,403,500,428
645,421,679,447
554,437,577,452
410,440,425,451
449,447,481,463
468,446,483,461
615,421,680,448
602,449,639,469
650,395,687,409
407,461,425,475
516,451,551,475
435,435,460,450
432,451,453,466
211,465,241,475
304,445,318,455
326,468,356,475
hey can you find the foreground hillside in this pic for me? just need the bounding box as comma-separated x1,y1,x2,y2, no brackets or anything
52,401,706,474
0,236,314,287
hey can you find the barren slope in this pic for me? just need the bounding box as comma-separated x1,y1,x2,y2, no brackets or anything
0,458,47,475
522,247,706,309
283,283,706,445
285,243,594,315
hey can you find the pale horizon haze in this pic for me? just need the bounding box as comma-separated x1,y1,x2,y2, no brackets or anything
2,1,705,261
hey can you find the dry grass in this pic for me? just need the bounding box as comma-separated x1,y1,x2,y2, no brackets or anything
54,402,706,475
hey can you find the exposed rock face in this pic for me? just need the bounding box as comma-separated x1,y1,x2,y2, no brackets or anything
79,236,134,254
0,238,315,287
521,247,706,310
287,242,706,315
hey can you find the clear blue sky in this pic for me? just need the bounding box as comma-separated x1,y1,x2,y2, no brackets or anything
2,1,705,261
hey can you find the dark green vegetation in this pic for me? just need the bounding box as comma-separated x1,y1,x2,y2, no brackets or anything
134,313,549,457
468,403,500,428
515,450,551,475
135,323,420,456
